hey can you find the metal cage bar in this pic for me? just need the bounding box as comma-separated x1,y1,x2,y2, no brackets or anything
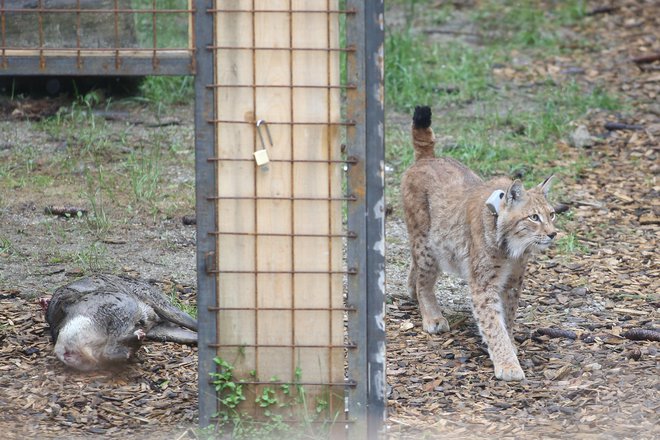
194,0,217,430
345,0,386,437
364,2,386,436
196,1,385,437
0,1,194,75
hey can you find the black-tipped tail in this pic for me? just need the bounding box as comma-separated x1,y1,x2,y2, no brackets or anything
413,106,432,129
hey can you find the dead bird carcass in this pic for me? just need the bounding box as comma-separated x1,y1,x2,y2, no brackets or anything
44,274,197,371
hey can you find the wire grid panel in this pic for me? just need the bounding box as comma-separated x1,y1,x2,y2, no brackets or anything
203,0,360,433
0,0,194,75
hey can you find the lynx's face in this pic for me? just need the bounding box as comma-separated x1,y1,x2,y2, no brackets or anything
492,177,558,259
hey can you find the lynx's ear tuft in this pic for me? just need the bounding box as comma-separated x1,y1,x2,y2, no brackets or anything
486,190,505,215
412,106,432,129
538,175,555,198
506,180,525,205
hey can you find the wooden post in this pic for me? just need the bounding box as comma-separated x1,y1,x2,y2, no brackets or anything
214,0,344,423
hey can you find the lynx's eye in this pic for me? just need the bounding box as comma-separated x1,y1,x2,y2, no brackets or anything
529,214,541,222
550,212,556,221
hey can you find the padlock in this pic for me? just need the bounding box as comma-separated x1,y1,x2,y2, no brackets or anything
253,148,270,166
255,120,273,168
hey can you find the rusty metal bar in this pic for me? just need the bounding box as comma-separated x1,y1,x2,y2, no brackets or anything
208,119,355,126
206,83,356,89
208,44,355,52
208,343,357,349
325,0,335,421
208,269,356,275
208,306,356,312
207,379,357,387
209,231,356,238
75,0,81,69
207,9,356,14
0,0,5,68
151,0,158,70
208,416,357,425
194,0,217,429
364,1,386,437
250,0,259,415
206,157,357,164
37,0,44,69
113,0,120,70
207,195,357,201
288,1,296,389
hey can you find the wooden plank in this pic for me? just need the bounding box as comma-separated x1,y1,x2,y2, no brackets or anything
213,0,344,424
254,0,293,382
291,0,344,417
214,0,256,378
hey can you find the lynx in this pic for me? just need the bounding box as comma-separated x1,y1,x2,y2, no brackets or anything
400,106,558,381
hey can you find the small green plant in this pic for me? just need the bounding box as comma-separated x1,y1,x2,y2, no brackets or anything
138,76,194,106
256,386,278,408
208,358,338,439
556,232,588,255
168,286,197,318
126,148,162,204
0,236,15,256
211,357,247,412
83,169,112,236
385,30,494,112
75,242,114,273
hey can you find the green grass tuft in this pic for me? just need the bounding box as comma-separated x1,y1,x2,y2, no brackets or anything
138,76,194,106
385,31,495,112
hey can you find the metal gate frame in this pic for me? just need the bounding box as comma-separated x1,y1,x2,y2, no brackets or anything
0,0,385,436
194,1,384,437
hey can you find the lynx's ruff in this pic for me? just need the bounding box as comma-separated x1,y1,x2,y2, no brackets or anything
401,106,558,381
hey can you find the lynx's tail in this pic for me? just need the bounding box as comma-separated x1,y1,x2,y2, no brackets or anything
412,105,436,161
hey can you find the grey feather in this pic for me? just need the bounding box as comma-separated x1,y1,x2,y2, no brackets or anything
45,274,197,371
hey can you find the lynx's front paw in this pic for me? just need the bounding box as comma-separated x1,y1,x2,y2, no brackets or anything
494,361,525,381
422,315,450,334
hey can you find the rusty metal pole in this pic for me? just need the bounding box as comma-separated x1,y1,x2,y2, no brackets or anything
193,0,217,430
364,1,386,438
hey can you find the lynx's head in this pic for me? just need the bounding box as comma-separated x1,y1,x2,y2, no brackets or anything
486,176,558,259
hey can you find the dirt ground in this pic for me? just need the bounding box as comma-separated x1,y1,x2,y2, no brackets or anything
1,1,658,439
0,100,199,438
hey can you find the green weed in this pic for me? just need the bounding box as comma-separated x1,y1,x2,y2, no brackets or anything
385,30,494,112
168,286,197,318
83,169,112,236
208,358,339,439
472,0,590,51
0,236,15,256
126,148,162,204
138,76,194,106
75,242,114,273
556,232,589,255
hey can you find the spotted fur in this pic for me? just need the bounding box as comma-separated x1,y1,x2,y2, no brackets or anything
401,106,558,381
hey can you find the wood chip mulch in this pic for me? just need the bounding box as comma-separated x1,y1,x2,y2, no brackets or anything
0,280,198,440
385,1,658,438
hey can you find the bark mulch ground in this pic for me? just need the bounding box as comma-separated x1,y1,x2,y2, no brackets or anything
385,1,658,438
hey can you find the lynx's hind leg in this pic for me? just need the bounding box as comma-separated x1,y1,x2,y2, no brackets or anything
413,245,450,334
